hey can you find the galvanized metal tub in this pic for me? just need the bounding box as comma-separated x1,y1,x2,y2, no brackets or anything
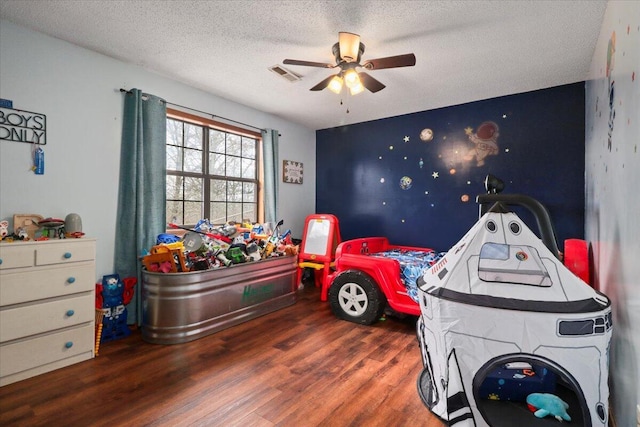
142,255,297,344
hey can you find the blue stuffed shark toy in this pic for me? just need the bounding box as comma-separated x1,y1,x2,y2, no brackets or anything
526,393,571,422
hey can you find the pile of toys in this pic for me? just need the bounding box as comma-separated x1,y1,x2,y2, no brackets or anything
141,219,299,273
1,213,85,242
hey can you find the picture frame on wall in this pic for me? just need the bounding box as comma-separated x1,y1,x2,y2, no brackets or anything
283,160,303,184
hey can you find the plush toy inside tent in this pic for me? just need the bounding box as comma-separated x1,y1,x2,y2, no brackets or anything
415,191,612,426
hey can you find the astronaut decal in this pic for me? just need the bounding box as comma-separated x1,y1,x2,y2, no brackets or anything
464,121,500,167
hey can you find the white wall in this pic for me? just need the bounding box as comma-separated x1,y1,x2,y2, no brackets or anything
0,19,316,279
585,2,640,426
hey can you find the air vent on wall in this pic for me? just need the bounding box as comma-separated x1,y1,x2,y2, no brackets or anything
269,65,301,82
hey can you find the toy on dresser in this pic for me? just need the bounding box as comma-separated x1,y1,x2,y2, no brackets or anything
0,220,8,239
95,274,136,343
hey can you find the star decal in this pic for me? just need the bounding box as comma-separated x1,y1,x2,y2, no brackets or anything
464,127,474,135
403,135,410,143
432,171,439,179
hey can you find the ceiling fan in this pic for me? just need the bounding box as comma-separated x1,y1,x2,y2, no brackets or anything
283,32,416,95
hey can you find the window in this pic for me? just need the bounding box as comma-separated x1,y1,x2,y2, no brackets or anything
478,242,552,286
165,108,261,226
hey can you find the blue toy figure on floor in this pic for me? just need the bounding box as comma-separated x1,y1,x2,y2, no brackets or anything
526,393,571,422
96,274,136,342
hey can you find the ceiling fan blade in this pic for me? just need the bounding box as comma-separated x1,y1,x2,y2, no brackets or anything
358,72,386,93
362,53,416,70
309,74,337,91
283,59,335,68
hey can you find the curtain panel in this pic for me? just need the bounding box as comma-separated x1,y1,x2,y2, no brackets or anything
262,129,279,224
114,89,167,325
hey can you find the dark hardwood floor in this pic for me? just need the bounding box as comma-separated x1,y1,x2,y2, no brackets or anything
0,281,444,427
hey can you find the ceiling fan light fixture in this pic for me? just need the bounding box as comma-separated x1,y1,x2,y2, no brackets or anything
343,68,360,88
349,81,365,95
284,32,415,95
328,75,344,94
338,32,361,62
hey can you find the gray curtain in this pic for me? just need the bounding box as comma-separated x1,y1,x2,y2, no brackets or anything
114,89,167,325
262,129,279,223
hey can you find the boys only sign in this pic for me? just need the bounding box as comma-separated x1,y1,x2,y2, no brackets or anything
0,107,47,145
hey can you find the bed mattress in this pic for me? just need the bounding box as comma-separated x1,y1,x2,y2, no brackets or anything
371,249,445,302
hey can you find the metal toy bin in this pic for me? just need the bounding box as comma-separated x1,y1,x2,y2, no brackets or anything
141,255,297,344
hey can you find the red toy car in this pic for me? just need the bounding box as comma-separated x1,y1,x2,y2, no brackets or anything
326,237,440,325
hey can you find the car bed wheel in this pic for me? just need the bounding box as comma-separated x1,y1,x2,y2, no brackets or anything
328,270,386,325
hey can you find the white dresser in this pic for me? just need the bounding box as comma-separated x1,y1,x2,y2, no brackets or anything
0,238,96,386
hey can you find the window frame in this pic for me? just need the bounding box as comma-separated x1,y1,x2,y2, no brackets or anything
166,108,263,228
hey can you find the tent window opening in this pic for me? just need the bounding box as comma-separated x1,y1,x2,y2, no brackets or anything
478,242,552,287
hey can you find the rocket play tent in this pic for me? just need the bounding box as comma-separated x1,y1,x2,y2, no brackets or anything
415,202,612,426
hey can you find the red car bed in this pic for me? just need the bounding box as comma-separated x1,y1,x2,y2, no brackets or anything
326,237,444,325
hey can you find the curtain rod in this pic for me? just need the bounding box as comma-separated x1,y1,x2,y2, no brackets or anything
119,88,267,133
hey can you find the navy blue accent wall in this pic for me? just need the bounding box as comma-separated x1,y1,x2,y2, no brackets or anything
316,83,585,252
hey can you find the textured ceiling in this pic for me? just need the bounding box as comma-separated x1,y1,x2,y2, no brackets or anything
0,0,607,130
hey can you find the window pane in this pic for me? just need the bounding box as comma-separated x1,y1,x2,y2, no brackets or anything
184,148,202,173
227,156,241,178
184,202,202,225
210,202,226,224
243,182,256,202
243,203,257,222
242,137,256,159
242,158,255,179
228,202,242,223
184,124,202,149
166,175,184,200
210,130,225,153
166,119,183,146
210,179,226,202
166,145,183,171
184,177,203,201
228,181,242,202
166,201,183,225
209,152,225,176
227,134,241,156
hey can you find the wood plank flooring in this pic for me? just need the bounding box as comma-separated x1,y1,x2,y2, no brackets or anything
0,282,444,427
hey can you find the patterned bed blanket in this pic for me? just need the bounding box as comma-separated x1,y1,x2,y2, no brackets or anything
371,249,445,303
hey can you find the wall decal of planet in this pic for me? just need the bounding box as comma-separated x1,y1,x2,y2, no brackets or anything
399,176,413,190
420,128,434,141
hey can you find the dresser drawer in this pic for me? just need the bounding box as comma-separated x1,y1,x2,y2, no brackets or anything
0,245,35,270
35,241,96,266
0,262,95,306
0,293,94,342
0,323,94,378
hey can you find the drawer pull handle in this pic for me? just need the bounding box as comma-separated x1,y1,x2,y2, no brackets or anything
67,277,76,284
66,310,75,317
0,259,2,265
63,252,72,259
65,341,74,349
